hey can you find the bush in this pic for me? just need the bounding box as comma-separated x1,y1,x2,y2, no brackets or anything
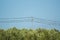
0,27,60,40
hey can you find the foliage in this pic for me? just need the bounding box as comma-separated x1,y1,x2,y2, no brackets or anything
0,27,60,40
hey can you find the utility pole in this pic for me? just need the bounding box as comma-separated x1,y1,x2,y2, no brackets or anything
31,17,34,28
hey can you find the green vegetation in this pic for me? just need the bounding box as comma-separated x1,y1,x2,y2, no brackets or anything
0,27,60,40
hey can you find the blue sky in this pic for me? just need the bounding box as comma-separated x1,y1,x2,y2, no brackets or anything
0,0,60,29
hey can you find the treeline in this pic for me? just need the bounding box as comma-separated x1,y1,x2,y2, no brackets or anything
0,27,60,40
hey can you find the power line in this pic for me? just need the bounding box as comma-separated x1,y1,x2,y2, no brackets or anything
0,17,60,26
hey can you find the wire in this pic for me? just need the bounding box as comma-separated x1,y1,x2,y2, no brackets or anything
0,17,60,26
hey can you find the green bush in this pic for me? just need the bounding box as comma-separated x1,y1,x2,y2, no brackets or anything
0,27,60,40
